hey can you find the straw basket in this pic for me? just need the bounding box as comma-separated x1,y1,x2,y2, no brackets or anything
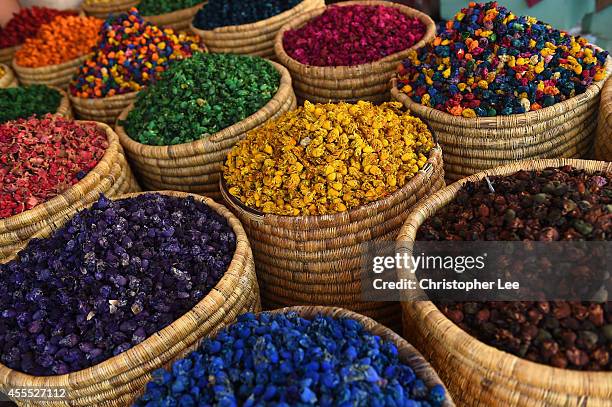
274,0,435,104
220,146,445,331
12,53,90,89
143,2,206,31
391,57,612,182
398,158,612,406
268,306,455,406
0,190,261,406
594,77,612,161
53,86,73,119
0,46,19,66
0,122,139,261
115,61,295,201
0,63,17,88
190,0,324,60
70,90,139,125
81,0,139,19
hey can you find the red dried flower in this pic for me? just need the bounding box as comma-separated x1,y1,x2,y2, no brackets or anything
0,114,108,219
282,5,426,67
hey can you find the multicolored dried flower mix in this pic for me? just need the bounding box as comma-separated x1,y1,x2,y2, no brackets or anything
136,312,447,406
193,0,301,30
14,15,102,68
0,7,76,49
224,101,434,216
0,193,235,375
70,9,203,99
283,4,426,67
0,85,62,123
396,1,609,117
123,53,279,146
0,115,108,219
419,166,612,371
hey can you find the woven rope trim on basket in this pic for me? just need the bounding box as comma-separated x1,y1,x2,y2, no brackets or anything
0,122,126,236
115,60,294,160
391,55,612,132
274,0,436,80
595,77,612,161
0,191,260,406
81,0,139,17
268,306,455,406
398,158,612,406
0,46,19,66
143,2,206,30
0,64,17,88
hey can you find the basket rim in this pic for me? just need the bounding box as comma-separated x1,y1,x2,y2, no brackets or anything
267,306,455,406
190,0,319,34
0,121,123,233
141,1,205,19
0,190,254,387
273,0,436,75
220,144,443,224
391,54,612,130
81,0,139,13
11,52,92,74
68,88,139,105
114,59,293,156
397,157,612,383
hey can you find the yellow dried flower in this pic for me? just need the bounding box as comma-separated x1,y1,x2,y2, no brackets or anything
223,101,435,216
0,66,5,80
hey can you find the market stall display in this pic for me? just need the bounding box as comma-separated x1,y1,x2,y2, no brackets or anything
275,0,435,103
221,101,445,329
0,191,259,405
69,9,204,124
393,2,610,180
116,53,295,200
399,158,612,406
136,307,455,406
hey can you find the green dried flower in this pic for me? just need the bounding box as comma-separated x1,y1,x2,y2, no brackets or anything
0,85,62,123
123,52,280,146
137,0,202,16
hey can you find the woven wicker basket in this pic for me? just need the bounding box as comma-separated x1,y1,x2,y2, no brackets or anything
391,57,612,182
220,146,445,331
12,53,90,89
398,158,612,406
268,306,455,406
0,63,17,88
0,46,19,66
0,122,139,261
53,86,73,119
274,0,435,104
70,90,139,125
143,2,206,31
115,60,295,201
81,0,139,19
594,77,612,161
0,190,261,406
190,0,324,60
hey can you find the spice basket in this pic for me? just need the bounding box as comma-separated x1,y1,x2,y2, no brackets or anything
0,64,18,88
594,77,612,161
0,46,19,66
11,53,90,89
398,158,612,406
274,0,435,104
220,146,445,331
269,306,455,406
391,56,612,182
115,60,295,201
81,0,139,19
143,2,206,31
190,0,324,59
0,122,139,261
70,90,139,125
0,190,261,406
